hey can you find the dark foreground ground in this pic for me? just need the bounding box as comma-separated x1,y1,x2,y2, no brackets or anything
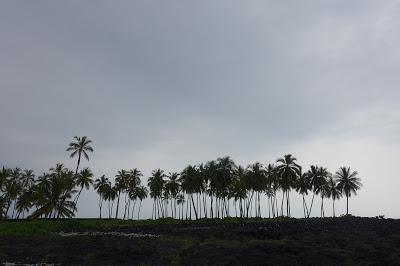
1,217,400,265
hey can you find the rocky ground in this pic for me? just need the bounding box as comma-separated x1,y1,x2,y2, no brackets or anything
1,217,400,265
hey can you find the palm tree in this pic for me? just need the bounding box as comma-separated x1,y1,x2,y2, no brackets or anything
296,170,311,218
5,168,23,218
306,165,320,218
326,176,341,217
148,169,165,219
114,169,129,219
215,156,236,218
165,172,180,218
205,160,218,219
176,193,185,220
136,186,148,219
103,183,117,218
265,164,279,218
276,154,301,217
124,169,143,219
180,165,199,219
246,162,266,218
16,188,33,219
74,167,93,206
231,166,247,218
335,167,362,215
0,168,5,219
66,136,93,178
315,167,330,217
30,166,77,219
94,175,109,218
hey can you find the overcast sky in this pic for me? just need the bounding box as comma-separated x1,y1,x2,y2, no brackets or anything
1,1,399,218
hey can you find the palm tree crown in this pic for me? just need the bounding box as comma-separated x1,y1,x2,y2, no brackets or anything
66,136,93,177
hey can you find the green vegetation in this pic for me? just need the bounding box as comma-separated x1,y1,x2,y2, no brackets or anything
0,136,362,220
0,217,291,236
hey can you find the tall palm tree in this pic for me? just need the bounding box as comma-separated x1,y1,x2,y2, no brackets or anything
205,160,218,219
276,154,301,217
306,165,320,218
5,168,23,218
94,175,109,218
74,167,93,206
66,136,93,178
114,169,129,219
231,166,247,218
176,193,185,220
246,162,266,218
124,169,142,219
315,167,330,217
326,176,341,217
335,167,362,215
296,170,311,218
215,156,236,218
136,186,148,219
265,164,279,218
148,169,165,219
103,183,117,218
180,165,199,219
165,172,180,218
0,168,7,219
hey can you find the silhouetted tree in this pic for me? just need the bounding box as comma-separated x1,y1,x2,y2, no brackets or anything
148,169,165,219
335,167,362,215
74,167,93,206
94,175,109,218
66,136,93,178
276,154,301,217
326,176,342,217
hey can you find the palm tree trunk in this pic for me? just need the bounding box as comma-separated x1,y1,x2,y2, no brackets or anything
131,200,136,220
186,196,189,220
302,195,307,218
152,200,155,219
210,195,214,219
332,199,335,217
123,193,129,219
157,198,162,218
281,190,285,216
189,197,192,220
99,197,102,219
346,195,349,215
74,187,83,205
11,203,16,219
246,191,254,218
203,194,207,218
321,196,325,217
115,191,121,219
108,200,111,218
137,200,142,219
307,193,315,218
75,153,81,179
170,199,174,218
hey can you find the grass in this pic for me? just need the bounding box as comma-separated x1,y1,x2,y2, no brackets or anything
0,216,294,236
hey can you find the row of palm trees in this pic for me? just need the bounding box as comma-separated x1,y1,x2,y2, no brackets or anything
145,155,362,220
0,136,362,220
0,164,92,219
